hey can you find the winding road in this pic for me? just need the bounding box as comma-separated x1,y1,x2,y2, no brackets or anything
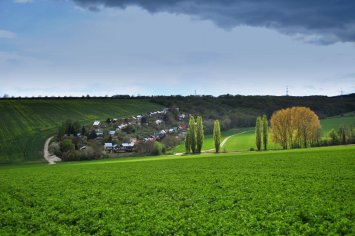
43,136,61,164
175,129,253,155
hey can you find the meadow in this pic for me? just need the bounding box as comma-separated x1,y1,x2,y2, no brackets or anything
0,99,162,163
172,114,355,153
0,145,354,235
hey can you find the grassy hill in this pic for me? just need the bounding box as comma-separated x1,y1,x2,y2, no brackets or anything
222,114,355,151
1,146,354,234
0,99,162,163
171,114,355,153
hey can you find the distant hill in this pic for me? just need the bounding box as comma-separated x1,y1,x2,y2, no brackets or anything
0,99,162,163
150,94,355,130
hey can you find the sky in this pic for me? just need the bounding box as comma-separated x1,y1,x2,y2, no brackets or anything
0,0,354,97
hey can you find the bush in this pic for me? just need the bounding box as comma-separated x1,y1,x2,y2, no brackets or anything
61,150,81,161
60,139,75,153
152,142,165,156
135,141,155,154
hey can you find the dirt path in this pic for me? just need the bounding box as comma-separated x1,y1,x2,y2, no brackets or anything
220,130,252,147
175,129,253,155
43,136,61,164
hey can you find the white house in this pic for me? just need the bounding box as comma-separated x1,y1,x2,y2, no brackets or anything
93,121,101,126
109,130,116,136
104,143,113,151
155,119,163,125
95,129,104,137
121,142,135,152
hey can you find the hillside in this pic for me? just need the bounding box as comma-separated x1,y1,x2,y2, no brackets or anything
1,146,354,234
151,94,355,129
0,99,162,163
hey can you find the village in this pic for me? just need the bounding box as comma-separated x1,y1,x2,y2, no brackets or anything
51,107,189,160
92,107,187,153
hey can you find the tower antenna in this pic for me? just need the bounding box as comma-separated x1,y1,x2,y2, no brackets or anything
286,86,289,96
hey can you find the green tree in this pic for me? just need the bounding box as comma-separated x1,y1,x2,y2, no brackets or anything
72,121,81,136
81,126,86,136
328,129,339,145
189,116,197,153
185,128,190,153
255,116,262,151
262,114,268,150
60,139,75,153
196,116,204,153
213,120,221,153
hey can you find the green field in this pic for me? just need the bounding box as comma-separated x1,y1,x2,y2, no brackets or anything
172,115,355,153
320,113,355,133
221,113,355,151
0,99,162,163
1,146,354,235
171,129,242,153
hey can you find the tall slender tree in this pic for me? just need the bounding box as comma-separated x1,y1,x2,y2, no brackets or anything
185,128,190,153
255,116,262,151
213,120,221,153
189,116,197,153
262,114,268,150
196,116,204,153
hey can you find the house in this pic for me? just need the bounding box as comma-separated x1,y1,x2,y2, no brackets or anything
95,129,104,137
178,114,186,121
104,143,113,151
179,125,188,131
155,119,163,125
121,142,135,152
93,121,101,126
168,127,178,133
160,130,167,135
108,130,116,136
117,124,127,130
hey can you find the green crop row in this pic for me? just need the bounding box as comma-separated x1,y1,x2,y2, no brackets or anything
0,146,354,235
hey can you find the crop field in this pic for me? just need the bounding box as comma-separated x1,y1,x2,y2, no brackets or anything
0,145,354,235
0,99,162,163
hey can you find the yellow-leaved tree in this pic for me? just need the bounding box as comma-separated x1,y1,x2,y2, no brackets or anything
270,107,321,149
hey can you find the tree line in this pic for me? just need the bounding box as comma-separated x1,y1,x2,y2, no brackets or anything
255,115,268,151
255,106,323,150
185,116,222,154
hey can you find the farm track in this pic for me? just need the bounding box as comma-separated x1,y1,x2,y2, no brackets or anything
176,130,253,155
43,136,61,164
220,130,253,147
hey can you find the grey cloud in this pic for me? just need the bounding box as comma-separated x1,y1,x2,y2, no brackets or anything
71,0,355,44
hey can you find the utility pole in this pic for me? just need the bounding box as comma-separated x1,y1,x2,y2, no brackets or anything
286,86,289,96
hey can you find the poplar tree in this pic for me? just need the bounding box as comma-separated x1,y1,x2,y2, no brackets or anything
189,116,197,153
262,114,268,150
213,120,221,153
185,128,190,153
255,116,262,151
196,116,204,153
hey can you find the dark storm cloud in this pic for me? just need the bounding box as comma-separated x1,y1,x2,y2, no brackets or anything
71,0,355,44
